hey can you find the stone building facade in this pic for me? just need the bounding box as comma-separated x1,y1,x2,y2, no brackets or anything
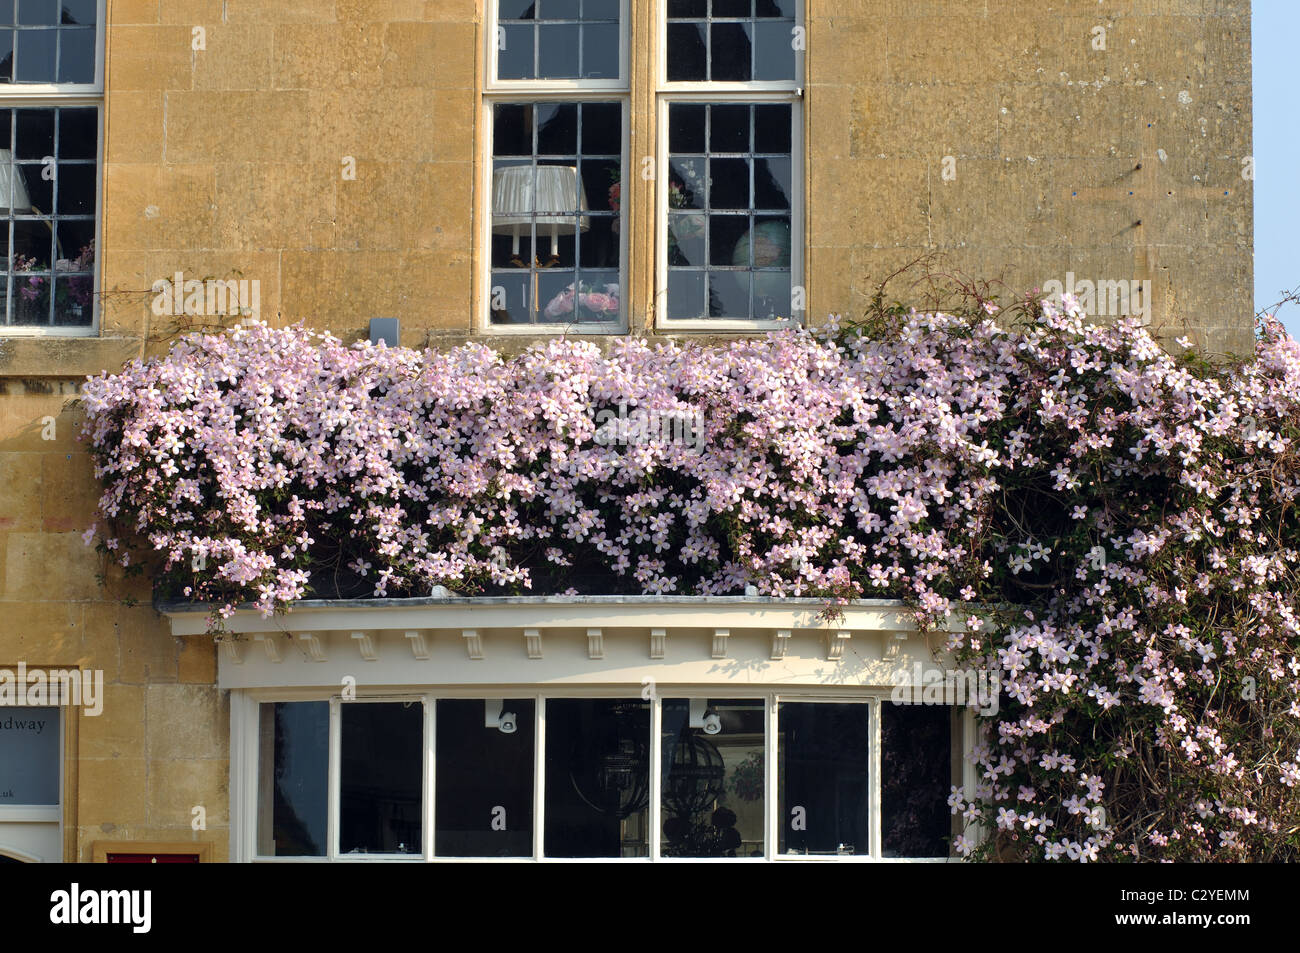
0,0,1252,862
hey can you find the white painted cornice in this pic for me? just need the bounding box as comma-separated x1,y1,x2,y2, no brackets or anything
158,596,975,692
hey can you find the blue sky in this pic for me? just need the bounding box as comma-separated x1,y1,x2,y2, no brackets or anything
1254,1,1299,335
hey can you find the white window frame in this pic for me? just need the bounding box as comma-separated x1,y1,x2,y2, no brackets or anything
481,1,630,334
0,0,104,337
0,701,64,865
235,685,969,863
656,0,805,94
0,701,62,824
654,0,804,331
654,92,802,331
485,0,631,93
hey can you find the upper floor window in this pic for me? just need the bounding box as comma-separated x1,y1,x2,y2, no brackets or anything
484,1,628,330
657,0,802,328
664,0,798,84
481,0,801,332
494,0,623,84
0,0,102,334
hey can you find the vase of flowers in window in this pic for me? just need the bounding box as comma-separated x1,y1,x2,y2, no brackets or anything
12,240,95,324
544,281,621,322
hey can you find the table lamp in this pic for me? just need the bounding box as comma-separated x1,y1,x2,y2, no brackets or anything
492,165,589,265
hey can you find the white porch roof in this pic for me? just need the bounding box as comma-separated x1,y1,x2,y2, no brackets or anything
159,596,968,692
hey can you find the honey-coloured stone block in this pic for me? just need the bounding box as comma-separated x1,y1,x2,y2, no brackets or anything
145,684,228,764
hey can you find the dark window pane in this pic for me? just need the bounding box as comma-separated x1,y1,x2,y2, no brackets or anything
753,19,795,81
580,156,619,205
778,702,870,856
582,20,618,78
340,702,423,855
754,156,790,209
710,22,751,80
53,213,92,253
498,23,534,79
709,270,749,316
499,0,536,19
537,102,577,155
581,102,620,155
579,159,619,263
15,108,52,159
14,28,54,83
493,104,532,156
435,699,534,858
538,22,579,77
256,702,327,857
578,213,617,269
57,26,93,83
0,706,59,804
708,213,748,265
712,0,749,16
0,30,13,82
661,699,764,858
754,103,791,152
57,106,96,159
16,162,49,213
669,104,706,154
62,0,97,25
55,162,92,213
668,0,705,16
709,157,748,208
666,21,706,81
584,0,619,18
667,269,706,318
18,0,56,25
755,0,792,15
540,0,580,17
544,699,650,858
709,104,749,153
882,703,956,858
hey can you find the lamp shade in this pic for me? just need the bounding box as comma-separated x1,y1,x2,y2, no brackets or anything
0,149,31,215
492,165,590,233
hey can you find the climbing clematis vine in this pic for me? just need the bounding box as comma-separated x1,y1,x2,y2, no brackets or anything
80,294,1300,862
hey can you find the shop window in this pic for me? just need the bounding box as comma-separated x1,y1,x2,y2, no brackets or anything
434,698,535,858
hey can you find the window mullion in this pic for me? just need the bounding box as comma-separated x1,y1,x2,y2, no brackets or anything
424,693,436,862
870,696,882,860
533,695,546,861
327,696,341,861
648,694,662,860
766,693,778,859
